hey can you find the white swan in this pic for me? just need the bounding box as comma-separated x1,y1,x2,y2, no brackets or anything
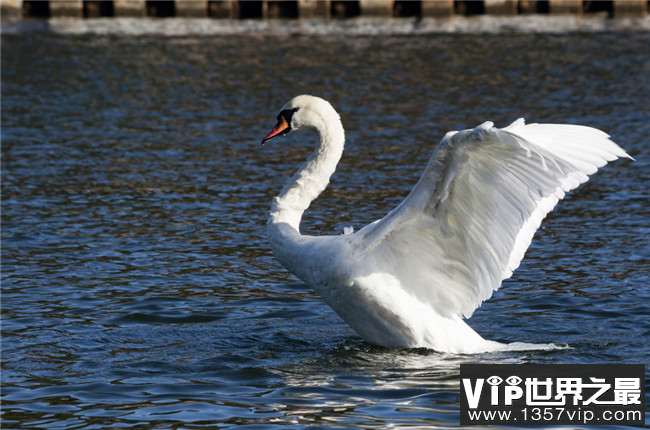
261,95,630,353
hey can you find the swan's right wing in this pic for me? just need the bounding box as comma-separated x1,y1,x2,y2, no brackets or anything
347,119,630,319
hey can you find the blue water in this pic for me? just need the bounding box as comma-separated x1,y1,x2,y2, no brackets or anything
2,20,649,428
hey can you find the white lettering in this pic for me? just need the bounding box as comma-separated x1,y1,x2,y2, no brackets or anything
504,385,523,405
463,378,484,409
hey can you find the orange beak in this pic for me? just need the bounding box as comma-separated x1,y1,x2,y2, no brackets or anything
261,115,290,145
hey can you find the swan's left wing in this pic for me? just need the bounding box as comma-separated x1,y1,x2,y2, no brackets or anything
347,119,630,319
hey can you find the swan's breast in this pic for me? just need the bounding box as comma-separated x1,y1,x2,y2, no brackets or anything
314,271,421,348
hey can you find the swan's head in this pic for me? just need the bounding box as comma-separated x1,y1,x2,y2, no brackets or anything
261,95,339,145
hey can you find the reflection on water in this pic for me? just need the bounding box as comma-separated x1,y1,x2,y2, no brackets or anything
1,22,649,428
3,15,650,36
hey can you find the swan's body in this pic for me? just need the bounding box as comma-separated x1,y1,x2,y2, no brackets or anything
262,95,630,353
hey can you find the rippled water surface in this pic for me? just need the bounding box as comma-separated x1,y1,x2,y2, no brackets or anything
2,21,649,428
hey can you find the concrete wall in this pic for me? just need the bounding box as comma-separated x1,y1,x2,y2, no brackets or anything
3,0,647,20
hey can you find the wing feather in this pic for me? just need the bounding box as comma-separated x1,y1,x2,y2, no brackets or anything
348,119,630,319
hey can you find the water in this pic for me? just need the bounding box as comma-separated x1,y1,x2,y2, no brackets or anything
2,19,649,428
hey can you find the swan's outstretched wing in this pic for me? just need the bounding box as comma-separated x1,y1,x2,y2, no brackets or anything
348,119,630,319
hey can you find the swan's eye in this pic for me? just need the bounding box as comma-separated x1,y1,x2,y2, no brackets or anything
278,107,299,123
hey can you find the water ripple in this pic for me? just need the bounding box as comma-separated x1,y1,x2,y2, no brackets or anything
2,28,648,428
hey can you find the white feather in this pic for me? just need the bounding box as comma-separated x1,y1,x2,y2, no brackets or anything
264,95,631,353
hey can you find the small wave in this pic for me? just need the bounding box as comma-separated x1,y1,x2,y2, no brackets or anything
494,341,571,352
112,311,227,324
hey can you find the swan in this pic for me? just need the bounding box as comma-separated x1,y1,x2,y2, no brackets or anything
261,95,630,353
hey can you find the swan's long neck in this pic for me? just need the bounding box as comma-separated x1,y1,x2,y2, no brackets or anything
269,119,345,233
